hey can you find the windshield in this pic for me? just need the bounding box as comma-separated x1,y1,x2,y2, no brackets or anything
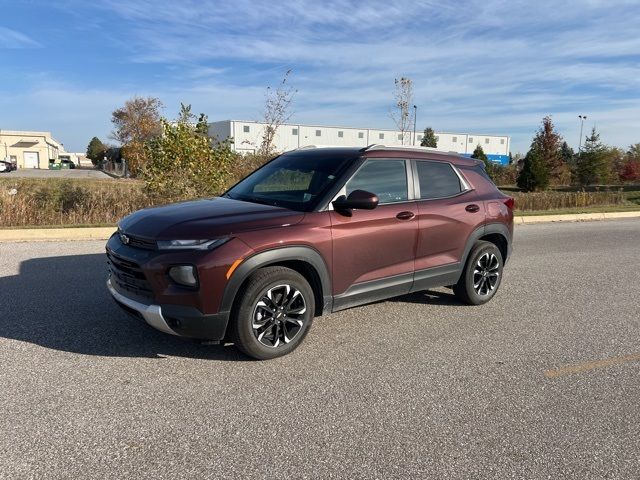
225,152,355,211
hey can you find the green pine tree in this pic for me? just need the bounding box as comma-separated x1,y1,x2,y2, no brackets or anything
471,144,498,180
86,137,106,166
471,144,489,163
576,127,608,186
420,127,437,148
517,147,549,192
560,141,575,166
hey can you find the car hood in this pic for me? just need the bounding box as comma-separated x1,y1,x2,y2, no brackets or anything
118,197,304,239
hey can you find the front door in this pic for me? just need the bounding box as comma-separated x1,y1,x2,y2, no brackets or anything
330,159,417,309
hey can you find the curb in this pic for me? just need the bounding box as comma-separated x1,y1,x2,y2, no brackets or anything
514,211,640,224
0,211,639,242
0,227,116,242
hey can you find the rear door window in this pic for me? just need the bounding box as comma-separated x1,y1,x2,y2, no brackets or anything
346,160,408,204
416,161,463,199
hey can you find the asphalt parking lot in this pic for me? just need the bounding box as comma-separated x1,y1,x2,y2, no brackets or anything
1,219,639,479
1,168,113,180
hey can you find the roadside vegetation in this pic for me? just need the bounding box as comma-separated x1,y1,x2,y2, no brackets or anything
0,178,150,227
1,177,638,228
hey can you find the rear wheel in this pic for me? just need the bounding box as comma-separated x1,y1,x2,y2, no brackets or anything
229,266,315,360
453,241,503,305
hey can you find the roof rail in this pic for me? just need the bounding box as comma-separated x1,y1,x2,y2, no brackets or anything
360,144,380,151
294,144,344,150
363,144,459,155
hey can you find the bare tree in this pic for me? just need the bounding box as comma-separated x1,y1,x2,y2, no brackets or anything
390,77,414,145
260,70,296,155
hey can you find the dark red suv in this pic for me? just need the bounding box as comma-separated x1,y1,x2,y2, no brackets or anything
107,146,513,359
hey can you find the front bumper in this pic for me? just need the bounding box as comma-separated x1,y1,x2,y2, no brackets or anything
108,278,177,336
107,278,229,340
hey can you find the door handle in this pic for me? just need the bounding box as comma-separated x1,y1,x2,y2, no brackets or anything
465,204,480,213
396,211,415,220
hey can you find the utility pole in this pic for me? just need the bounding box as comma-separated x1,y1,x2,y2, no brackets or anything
578,115,587,151
413,105,417,146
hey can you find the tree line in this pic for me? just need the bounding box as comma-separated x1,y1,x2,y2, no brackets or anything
418,117,640,189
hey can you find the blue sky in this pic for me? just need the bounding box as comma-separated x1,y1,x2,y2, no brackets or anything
1,0,639,153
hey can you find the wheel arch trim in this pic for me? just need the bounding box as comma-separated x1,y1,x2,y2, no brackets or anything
461,223,512,266
219,246,332,316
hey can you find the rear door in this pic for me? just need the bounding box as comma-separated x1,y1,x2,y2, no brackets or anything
412,160,484,290
329,159,418,309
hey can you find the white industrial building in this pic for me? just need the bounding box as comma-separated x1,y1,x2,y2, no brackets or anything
209,120,511,165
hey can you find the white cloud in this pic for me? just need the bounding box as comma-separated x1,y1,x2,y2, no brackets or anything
0,27,41,48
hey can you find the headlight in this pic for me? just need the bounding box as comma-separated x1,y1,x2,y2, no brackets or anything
156,238,229,250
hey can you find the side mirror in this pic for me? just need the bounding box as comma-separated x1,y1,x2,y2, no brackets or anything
332,189,379,211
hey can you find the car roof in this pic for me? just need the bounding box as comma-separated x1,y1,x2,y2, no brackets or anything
284,145,481,167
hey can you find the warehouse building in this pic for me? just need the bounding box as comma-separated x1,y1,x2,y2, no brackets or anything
0,130,66,169
209,120,511,165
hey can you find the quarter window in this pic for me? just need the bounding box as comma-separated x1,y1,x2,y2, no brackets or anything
500,138,505,145
379,133,384,140
416,161,463,199
316,129,322,137
292,128,298,135
358,132,364,139
338,131,344,138
243,125,250,133
346,160,408,204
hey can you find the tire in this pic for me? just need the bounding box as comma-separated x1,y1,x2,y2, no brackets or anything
229,266,315,360
453,241,503,305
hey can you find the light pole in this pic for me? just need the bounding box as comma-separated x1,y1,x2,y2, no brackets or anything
578,115,587,151
413,105,417,146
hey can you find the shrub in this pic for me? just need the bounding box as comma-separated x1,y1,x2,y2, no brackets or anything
143,106,235,201
491,164,519,186
620,161,640,182
511,189,625,211
32,181,90,213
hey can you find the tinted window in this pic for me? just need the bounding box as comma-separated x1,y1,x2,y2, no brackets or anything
346,160,408,204
416,161,463,199
227,153,354,211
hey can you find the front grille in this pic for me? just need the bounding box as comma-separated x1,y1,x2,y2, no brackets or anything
127,234,157,250
107,249,153,300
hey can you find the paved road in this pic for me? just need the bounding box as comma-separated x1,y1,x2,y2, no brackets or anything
1,220,639,479
2,168,114,180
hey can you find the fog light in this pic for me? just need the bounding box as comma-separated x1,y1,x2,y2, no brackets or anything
169,265,198,287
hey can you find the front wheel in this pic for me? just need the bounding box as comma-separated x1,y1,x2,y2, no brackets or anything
453,241,503,305
229,266,315,360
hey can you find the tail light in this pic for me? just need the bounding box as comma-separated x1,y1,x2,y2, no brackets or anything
503,197,515,210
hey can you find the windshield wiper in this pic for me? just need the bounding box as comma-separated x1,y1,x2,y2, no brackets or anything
241,196,280,208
